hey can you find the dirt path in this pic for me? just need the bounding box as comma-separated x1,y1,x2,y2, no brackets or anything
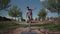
0,27,60,34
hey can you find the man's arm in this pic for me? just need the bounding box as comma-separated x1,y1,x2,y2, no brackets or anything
31,7,36,11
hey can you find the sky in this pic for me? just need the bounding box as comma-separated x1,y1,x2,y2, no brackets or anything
0,0,58,19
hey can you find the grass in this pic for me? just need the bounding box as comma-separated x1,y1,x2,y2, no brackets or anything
0,23,60,31
19,24,28,28
0,24,28,30
0,24,20,30
43,24,60,31
31,23,60,31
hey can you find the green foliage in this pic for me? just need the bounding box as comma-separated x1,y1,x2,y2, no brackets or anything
38,8,47,19
46,0,60,16
9,6,22,17
0,0,10,10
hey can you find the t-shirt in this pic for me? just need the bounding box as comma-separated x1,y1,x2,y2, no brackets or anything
27,9,32,16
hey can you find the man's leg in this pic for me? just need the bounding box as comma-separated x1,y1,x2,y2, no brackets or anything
27,16,30,23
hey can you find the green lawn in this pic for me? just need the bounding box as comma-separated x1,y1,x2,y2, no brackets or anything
31,23,60,31
0,23,60,31
0,24,19,30
0,24,28,30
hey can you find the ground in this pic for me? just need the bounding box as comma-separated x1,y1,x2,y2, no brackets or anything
0,20,60,34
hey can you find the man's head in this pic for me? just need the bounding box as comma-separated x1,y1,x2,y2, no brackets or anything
27,6,29,9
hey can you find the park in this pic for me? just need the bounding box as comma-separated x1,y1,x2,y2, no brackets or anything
0,0,60,34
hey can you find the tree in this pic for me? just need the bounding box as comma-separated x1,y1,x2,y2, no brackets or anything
38,8,47,20
9,6,22,21
45,0,60,17
35,18,38,21
44,0,60,25
0,0,10,10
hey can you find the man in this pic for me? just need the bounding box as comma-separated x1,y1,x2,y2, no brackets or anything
26,6,32,23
